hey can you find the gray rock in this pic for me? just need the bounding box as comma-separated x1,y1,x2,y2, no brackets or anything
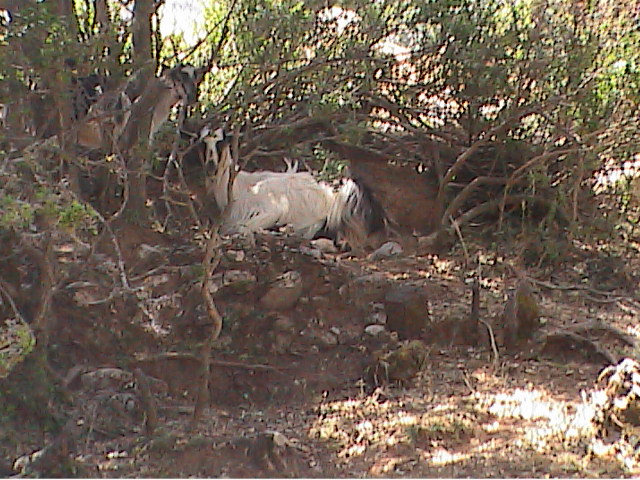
137,243,163,260
341,273,389,308
299,246,322,259
310,238,338,253
353,272,387,285
273,315,296,333
365,324,387,336
209,269,257,295
384,284,430,340
367,241,403,260
80,368,133,391
225,249,246,262
260,271,303,311
369,311,387,325
312,330,339,346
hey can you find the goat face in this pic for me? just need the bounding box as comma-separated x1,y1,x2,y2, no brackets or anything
76,90,132,150
72,73,106,120
165,64,199,105
201,126,234,171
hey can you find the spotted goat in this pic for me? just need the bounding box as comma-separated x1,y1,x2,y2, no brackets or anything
202,127,389,249
76,64,201,150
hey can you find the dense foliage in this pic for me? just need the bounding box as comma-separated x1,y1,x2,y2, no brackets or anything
1,0,639,241
1,2,640,475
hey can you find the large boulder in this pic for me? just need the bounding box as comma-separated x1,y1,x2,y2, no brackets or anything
384,285,430,340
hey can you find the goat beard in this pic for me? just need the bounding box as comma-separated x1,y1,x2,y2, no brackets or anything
335,215,370,252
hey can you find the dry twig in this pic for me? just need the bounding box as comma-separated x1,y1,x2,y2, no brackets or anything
192,228,225,426
479,319,500,367
136,351,287,373
134,368,158,435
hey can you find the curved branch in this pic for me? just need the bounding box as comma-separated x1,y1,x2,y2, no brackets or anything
506,147,580,189
438,104,543,202
192,228,224,426
441,176,510,224
453,194,561,228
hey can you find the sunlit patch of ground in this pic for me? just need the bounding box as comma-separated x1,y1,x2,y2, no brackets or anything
10,227,640,478
306,238,640,475
308,359,634,477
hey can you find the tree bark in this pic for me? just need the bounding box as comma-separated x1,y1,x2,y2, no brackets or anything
121,0,156,223
56,0,78,38
53,0,81,194
132,0,155,77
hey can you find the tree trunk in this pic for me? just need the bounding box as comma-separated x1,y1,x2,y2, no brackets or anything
54,0,81,194
132,0,154,73
95,0,109,32
56,0,78,38
121,0,156,224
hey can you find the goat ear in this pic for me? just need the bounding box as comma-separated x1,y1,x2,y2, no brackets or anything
194,65,209,83
179,64,198,81
198,125,212,140
212,127,226,142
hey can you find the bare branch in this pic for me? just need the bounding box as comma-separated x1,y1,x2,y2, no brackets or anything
506,147,579,189
192,227,224,426
442,176,510,225
454,194,563,229
438,104,544,200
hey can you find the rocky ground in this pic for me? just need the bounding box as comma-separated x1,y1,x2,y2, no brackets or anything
2,220,640,478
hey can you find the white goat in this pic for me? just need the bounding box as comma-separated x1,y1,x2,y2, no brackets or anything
203,127,387,244
201,126,300,211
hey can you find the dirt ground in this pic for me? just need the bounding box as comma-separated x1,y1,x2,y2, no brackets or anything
2,214,640,478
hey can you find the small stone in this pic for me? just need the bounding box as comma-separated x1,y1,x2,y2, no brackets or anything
137,243,163,260
367,241,403,260
373,339,428,384
260,271,304,311
225,249,246,262
266,430,289,447
273,316,296,333
311,296,329,305
353,273,387,285
272,332,292,354
310,238,338,253
210,270,257,295
142,273,171,288
369,311,387,325
365,324,387,336
313,330,338,346
299,246,322,259
80,368,133,391
384,284,430,340
416,231,455,255
215,334,233,349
